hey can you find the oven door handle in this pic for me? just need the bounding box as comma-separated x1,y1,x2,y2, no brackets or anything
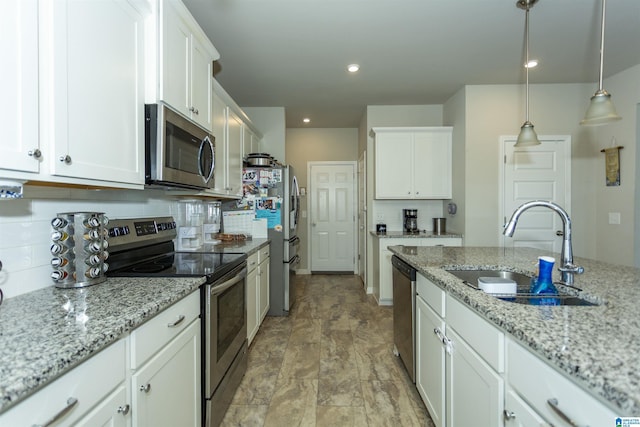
210,268,247,297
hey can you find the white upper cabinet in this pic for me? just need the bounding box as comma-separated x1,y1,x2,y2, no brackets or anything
38,0,147,187
0,0,40,176
372,127,452,199
157,0,217,130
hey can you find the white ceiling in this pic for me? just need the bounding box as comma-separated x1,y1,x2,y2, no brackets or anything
183,0,640,128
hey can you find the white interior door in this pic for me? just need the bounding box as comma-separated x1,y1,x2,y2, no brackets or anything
358,152,366,283
500,136,571,252
309,162,356,272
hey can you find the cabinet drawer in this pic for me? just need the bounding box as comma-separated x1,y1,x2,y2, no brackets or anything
247,251,259,271
446,294,504,372
417,273,445,317
507,339,616,426
258,244,270,263
130,290,200,369
0,339,126,426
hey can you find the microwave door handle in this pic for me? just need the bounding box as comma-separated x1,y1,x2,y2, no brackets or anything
198,136,215,183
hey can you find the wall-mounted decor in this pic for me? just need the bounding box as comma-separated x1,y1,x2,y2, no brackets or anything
600,145,623,186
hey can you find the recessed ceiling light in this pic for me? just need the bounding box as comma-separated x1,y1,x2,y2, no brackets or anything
525,59,539,68
347,64,360,73
303,118,310,123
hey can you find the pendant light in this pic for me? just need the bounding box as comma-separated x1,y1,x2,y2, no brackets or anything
580,0,621,126
515,0,541,147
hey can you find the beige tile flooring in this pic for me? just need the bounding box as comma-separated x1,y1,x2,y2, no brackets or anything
221,274,435,427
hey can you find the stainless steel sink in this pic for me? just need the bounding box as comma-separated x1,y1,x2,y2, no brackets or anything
445,269,600,306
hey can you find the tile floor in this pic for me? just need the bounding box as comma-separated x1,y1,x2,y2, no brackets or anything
221,274,435,426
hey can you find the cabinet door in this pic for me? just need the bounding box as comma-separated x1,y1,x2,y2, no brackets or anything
246,266,259,345
46,0,145,185
211,92,228,193
446,328,504,427
161,0,190,117
132,320,201,427
0,0,40,175
413,130,452,199
75,385,128,427
190,33,213,130
504,389,552,427
379,248,394,305
374,132,413,199
415,295,446,427
226,111,244,196
258,258,270,323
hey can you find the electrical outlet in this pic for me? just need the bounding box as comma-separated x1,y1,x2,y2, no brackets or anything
608,212,621,225
376,214,384,222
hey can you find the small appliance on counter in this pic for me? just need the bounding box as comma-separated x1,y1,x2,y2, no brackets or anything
403,209,419,233
203,201,222,244
50,212,109,288
176,200,204,251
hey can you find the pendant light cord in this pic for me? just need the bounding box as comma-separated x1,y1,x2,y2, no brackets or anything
597,0,606,92
525,3,531,122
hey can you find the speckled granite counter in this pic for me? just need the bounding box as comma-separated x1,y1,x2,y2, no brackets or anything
370,230,462,239
0,239,270,414
388,245,640,415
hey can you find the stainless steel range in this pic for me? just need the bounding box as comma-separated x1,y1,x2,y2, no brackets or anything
107,216,248,427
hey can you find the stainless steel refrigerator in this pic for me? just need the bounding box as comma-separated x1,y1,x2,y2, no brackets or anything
242,165,300,316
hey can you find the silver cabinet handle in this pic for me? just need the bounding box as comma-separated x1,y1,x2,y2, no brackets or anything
32,397,78,427
140,383,151,393
547,398,586,427
28,149,42,159
503,409,516,420
59,155,71,164
167,314,185,328
117,404,130,415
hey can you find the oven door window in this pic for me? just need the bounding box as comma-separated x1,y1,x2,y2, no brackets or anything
216,281,244,361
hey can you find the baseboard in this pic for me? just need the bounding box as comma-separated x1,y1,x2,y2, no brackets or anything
295,269,311,275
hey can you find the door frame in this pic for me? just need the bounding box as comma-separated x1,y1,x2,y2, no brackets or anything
358,151,367,283
307,160,358,273
498,135,572,247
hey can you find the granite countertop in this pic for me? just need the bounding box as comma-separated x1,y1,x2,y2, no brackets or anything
0,238,270,414
370,230,463,239
388,245,640,415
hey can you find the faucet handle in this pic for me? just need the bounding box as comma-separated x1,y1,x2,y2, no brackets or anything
558,264,584,275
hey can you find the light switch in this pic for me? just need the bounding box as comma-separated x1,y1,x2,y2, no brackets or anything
608,212,621,225
301,210,307,218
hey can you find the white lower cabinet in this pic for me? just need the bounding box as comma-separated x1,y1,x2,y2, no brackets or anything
247,244,270,346
506,338,616,427
0,339,127,426
504,388,551,427
131,320,200,427
415,292,446,427
373,237,461,305
416,274,503,427
75,385,129,427
446,327,504,427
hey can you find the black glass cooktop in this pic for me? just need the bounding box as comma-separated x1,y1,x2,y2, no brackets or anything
108,251,246,283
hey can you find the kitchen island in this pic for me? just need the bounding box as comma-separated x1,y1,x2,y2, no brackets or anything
389,245,640,416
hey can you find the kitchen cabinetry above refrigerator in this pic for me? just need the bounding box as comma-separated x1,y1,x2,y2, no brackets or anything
0,0,147,189
372,127,452,199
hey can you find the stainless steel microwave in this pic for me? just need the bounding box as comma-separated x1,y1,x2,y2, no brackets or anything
145,103,215,190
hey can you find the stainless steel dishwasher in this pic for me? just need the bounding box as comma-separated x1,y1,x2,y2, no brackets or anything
392,255,416,383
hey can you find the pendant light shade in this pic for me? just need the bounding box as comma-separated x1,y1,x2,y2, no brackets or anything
514,0,541,147
581,0,621,126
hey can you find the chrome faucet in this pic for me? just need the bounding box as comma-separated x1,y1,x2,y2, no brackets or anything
503,200,584,285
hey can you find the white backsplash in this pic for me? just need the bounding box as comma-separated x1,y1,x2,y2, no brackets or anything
372,200,445,232
0,186,178,299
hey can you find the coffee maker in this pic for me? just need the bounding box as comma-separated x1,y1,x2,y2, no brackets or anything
403,209,419,233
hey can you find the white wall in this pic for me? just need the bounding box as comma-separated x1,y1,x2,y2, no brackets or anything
0,186,178,298
593,64,640,265
243,107,286,162
443,87,467,237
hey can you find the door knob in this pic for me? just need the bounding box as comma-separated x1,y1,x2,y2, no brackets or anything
556,230,564,236
59,155,72,164
28,149,42,159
